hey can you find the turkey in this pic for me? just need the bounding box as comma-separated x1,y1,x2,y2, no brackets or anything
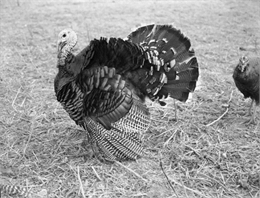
233,56,260,124
55,24,199,163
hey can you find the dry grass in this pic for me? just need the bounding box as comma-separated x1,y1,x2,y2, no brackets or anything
0,0,260,197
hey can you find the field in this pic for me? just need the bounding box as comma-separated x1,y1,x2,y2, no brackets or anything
0,0,259,197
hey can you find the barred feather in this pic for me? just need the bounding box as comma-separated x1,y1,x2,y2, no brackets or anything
83,99,150,163
0,184,28,197
55,24,199,163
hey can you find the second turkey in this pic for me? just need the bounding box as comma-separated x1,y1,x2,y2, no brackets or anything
55,24,199,163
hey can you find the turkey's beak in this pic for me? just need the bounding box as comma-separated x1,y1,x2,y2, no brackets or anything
238,56,249,72
238,62,247,72
240,64,246,72
57,41,65,53
57,41,67,66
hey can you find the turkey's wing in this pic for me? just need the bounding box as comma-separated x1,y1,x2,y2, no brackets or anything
79,66,134,130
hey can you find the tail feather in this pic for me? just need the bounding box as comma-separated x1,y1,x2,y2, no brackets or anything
165,81,197,91
160,89,189,102
128,25,191,53
173,56,198,72
172,69,199,83
127,24,199,103
168,60,199,83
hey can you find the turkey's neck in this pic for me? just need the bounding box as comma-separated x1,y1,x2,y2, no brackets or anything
54,66,75,94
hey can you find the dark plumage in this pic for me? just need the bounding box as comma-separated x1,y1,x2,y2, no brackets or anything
55,24,199,163
233,56,260,124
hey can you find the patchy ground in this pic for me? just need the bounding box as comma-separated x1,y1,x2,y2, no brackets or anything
0,0,259,197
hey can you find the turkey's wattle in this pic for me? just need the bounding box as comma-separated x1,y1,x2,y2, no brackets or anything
55,24,199,163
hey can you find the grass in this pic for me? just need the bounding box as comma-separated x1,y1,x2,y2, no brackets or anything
0,0,260,197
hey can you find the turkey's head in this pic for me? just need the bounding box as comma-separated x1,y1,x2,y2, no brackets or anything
238,56,249,73
57,29,77,66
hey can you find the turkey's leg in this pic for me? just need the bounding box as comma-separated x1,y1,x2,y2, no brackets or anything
247,99,254,116
245,99,257,124
249,102,257,124
174,99,178,121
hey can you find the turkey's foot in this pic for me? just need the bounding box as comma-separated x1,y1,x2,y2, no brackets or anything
243,114,257,125
91,141,115,164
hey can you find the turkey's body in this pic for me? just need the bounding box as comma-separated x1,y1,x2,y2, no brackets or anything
55,25,199,163
233,56,260,124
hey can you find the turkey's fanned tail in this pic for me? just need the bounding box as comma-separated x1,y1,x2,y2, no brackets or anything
126,24,199,102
